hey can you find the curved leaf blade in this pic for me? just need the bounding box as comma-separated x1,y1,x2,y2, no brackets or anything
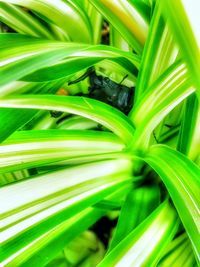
134,3,178,103
158,233,197,267
145,145,200,262
89,0,149,54
1,159,133,263
159,0,200,97
0,2,54,39
0,0,92,43
129,61,194,150
108,185,160,252
0,34,139,86
0,129,125,173
0,95,135,145
98,201,179,267
177,93,200,161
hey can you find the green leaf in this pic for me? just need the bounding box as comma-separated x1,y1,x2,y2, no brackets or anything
130,61,189,126
0,2,54,39
0,35,84,86
145,145,200,262
134,3,178,102
108,185,160,252
2,208,105,267
0,169,30,186
158,233,197,267
127,0,151,24
56,115,98,130
98,201,179,267
1,159,133,264
0,109,37,143
0,80,51,97
27,187,127,267
110,25,130,51
159,0,200,96
0,0,92,43
0,95,135,145
23,54,138,83
129,61,194,150
153,102,183,147
89,0,149,54
0,34,139,85
39,151,131,169
0,129,125,173
177,93,200,161
85,1,103,44
0,79,64,142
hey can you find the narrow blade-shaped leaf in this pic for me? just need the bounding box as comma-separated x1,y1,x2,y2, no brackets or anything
98,201,179,267
160,0,200,96
108,185,160,252
145,145,200,262
0,95,135,145
89,0,149,54
177,93,200,161
0,129,125,172
1,159,133,263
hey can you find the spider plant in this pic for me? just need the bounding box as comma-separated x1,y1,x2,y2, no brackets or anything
0,0,199,266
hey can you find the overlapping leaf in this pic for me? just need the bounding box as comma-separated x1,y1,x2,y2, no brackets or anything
0,0,92,42
0,33,139,86
145,145,200,262
108,185,160,252
0,129,125,173
0,159,133,265
89,0,149,54
177,93,200,161
160,0,200,96
98,201,179,267
129,61,194,150
0,95,135,144
0,2,54,39
134,2,178,102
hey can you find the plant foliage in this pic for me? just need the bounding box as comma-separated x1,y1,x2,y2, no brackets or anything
0,0,199,266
